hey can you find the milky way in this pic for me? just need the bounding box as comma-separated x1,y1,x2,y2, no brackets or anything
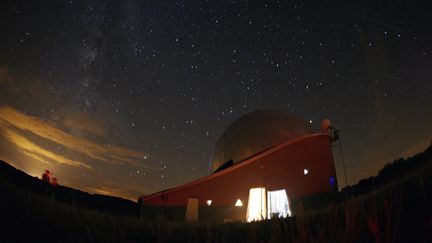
1,1,431,200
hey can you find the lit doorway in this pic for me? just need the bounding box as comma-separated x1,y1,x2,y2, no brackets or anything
267,189,291,219
246,187,291,222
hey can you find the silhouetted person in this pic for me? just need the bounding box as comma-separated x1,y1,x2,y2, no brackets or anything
42,170,50,184
51,177,58,187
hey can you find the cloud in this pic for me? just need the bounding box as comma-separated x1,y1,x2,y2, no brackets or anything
1,128,91,169
87,184,143,201
0,105,153,168
62,114,106,137
51,107,108,137
20,151,51,166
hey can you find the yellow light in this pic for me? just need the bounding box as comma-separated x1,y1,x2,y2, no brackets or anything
246,187,266,222
267,189,292,218
235,199,243,207
206,200,212,206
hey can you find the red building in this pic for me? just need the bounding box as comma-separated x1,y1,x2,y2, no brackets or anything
141,110,338,222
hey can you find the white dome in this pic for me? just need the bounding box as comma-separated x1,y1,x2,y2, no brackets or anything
211,109,315,172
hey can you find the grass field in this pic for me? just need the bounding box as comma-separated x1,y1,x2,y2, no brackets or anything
1,146,432,242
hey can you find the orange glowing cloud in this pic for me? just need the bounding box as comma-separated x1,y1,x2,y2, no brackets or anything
0,105,153,169
87,184,143,201
51,106,108,137
2,128,91,169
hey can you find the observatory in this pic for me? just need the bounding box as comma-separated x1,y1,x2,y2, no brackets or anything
211,109,315,172
140,109,338,222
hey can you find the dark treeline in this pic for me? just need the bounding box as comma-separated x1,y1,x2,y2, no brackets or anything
339,141,432,199
0,160,138,217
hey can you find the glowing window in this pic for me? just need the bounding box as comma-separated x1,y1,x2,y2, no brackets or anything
303,169,309,175
235,199,243,207
246,187,267,222
206,200,212,206
267,189,292,219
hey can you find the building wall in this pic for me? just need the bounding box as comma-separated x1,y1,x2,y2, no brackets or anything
143,134,336,209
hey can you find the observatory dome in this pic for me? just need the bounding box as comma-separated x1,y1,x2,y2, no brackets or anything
211,109,315,172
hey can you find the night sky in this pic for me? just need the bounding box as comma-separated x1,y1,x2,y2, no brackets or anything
1,1,432,200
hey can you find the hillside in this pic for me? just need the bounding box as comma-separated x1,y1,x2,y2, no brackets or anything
340,141,432,198
0,160,138,217
0,144,431,242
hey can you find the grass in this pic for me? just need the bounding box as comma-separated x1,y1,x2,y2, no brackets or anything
1,148,432,242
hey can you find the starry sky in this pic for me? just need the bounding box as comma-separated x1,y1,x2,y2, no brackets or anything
1,1,432,200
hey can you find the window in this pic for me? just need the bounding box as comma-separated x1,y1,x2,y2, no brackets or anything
267,189,291,219
246,187,292,222
235,198,243,207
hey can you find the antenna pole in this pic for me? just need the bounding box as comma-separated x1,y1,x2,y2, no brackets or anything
337,136,349,187
331,127,349,187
